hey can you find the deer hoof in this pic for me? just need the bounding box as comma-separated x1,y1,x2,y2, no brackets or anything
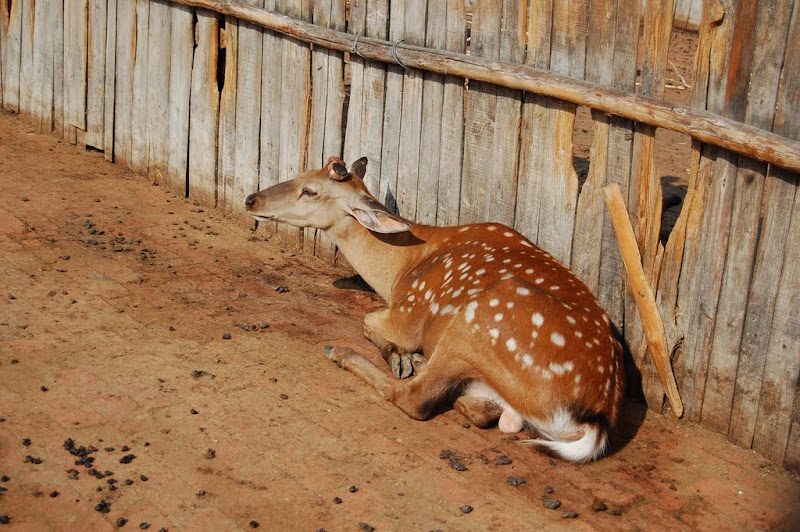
389,352,419,379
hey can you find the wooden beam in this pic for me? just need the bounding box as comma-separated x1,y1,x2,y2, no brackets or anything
159,0,800,174
603,183,684,418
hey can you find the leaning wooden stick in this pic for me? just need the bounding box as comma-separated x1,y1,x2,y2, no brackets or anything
602,183,684,417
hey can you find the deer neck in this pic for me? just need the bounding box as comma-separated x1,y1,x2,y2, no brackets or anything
328,218,430,301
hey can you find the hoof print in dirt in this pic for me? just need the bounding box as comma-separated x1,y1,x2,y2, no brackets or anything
119,454,136,464
0,515,11,525
562,511,579,519
94,500,111,513
460,505,474,514
24,455,43,465
357,522,375,532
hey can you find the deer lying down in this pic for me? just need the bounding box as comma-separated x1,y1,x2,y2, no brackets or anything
245,156,624,462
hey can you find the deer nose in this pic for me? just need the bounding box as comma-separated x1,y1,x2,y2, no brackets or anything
245,193,258,210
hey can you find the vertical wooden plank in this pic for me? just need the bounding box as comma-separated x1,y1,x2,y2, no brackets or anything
629,0,673,412
275,0,311,245
752,185,800,465
64,0,88,131
53,0,66,139
230,0,264,221
459,0,523,228
146,1,171,182
752,0,800,467
85,0,107,149
18,0,34,115
342,0,388,200
703,0,793,435
377,0,406,215
103,0,118,161
129,0,150,173
304,0,345,261
115,0,138,168
1,0,22,112
434,0,466,227
166,4,193,196
32,0,56,130
216,14,238,211
414,0,445,226
188,9,220,206
258,0,281,195
393,0,426,221
571,0,613,293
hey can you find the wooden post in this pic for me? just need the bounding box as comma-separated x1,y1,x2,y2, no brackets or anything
603,183,684,418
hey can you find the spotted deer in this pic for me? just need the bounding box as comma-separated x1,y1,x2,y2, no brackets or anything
245,156,624,462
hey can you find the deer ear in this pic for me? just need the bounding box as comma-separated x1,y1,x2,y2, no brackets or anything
349,196,410,234
349,157,368,180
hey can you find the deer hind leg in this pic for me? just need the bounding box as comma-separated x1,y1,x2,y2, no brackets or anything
324,345,458,421
364,309,425,379
453,395,503,429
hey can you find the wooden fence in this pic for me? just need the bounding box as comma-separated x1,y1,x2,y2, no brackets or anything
1,0,798,472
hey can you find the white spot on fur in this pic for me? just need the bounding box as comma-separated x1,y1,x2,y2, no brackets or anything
464,301,478,323
424,289,432,301
506,338,517,352
551,332,566,347
503,231,513,237
452,288,463,298
522,354,534,369
566,315,576,325
516,287,530,296
532,312,544,327
487,225,497,231
489,328,500,339
475,268,486,276
458,226,469,232
506,302,514,309
407,295,415,302
412,279,419,289
550,285,560,291
489,299,499,307
575,331,583,338
521,240,533,248
525,268,534,274
535,278,544,284
494,313,504,322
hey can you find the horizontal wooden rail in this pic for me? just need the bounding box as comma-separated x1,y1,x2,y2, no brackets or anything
166,0,800,174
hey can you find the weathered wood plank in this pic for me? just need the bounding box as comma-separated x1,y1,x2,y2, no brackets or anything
377,0,406,216
275,0,311,245
18,0,34,115
304,0,345,261
703,0,793,435
343,0,388,202
166,3,194,196
188,10,221,206
752,182,800,465
64,0,88,131
231,0,264,220
630,0,673,412
460,0,522,227
32,0,57,130
434,0,466,228
53,0,66,138
393,0,426,222
129,0,151,173
571,0,611,293
1,0,22,112
217,15,239,211
103,0,118,161
85,0,107,149
146,0,171,183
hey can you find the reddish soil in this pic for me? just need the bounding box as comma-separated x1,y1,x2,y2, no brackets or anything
1,111,799,530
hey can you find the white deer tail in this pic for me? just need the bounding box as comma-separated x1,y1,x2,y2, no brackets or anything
521,407,610,463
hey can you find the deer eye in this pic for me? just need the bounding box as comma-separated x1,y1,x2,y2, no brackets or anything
300,187,318,199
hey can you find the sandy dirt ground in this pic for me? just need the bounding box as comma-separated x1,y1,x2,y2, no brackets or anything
1,111,799,531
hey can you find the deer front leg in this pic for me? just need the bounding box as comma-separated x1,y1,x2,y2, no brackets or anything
363,309,425,379
324,346,452,421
